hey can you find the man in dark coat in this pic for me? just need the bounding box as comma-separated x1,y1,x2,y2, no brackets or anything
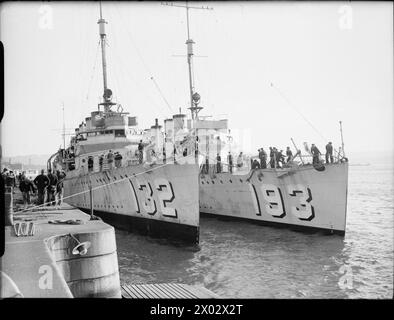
325,142,334,164
311,144,321,164
216,153,222,173
259,148,267,169
19,176,35,208
46,169,58,206
34,169,50,205
252,159,261,170
56,170,66,206
286,147,293,163
227,152,233,173
5,170,16,188
138,140,144,164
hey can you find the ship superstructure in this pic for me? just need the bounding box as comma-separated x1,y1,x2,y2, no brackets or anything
50,3,200,243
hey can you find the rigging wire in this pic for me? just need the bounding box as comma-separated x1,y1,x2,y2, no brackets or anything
85,40,101,102
106,17,167,119
270,82,343,156
270,82,328,142
113,3,175,113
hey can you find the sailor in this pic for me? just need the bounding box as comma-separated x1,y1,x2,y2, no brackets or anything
114,152,123,168
99,154,104,171
138,140,144,164
276,150,285,168
227,152,233,173
237,152,244,168
259,148,267,169
34,169,50,205
56,170,66,206
19,176,35,208
216,153,222,173
252,159,261,170
269,147,275,168
107,150,114,168
311,144,321,164
286,147,293,163
46,169,58,206
325,142,334,164
88,156,94,172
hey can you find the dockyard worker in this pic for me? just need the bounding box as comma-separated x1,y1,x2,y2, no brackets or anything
237,152,243,168
5,171,16,189
138,140,144,164
19,176,35,209
311,144,321,164
325,142,334,164
46,169,58,206
227,152,233,173
286,147,293,163
34,169,50,205
56,170,66,206
216,153,222,173
1,168,8,184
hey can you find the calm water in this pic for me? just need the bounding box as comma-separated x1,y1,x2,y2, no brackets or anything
116,164,393,299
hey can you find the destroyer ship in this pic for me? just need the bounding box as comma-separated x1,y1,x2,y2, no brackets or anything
49,3,200,243
165,2,349,235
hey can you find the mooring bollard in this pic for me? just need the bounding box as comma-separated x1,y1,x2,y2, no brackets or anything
4,186,14,226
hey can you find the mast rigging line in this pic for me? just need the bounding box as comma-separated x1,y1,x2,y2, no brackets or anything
270,82,328,142
113,4,175,113
270,82,343,156
85,40,101,102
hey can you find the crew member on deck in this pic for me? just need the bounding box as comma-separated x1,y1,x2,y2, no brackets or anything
138,140,144,164
269,147,275,168
325,142,334,164
216,153,222,173
107,150,114,169
227,152,233,173
286,147,293,163
252,159,261,169
237,152,244,168
311,144,321,164
259,148,267,169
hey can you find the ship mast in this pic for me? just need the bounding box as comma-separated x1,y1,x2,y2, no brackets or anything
98,1,114,112
162,1,212,120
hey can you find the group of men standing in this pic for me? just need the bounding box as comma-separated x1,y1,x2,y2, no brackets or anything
250,147,294,169
310,142,334,165
33,169,66,206
1,168,66,208
251,141,335,170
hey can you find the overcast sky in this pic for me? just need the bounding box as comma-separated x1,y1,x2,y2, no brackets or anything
0,1,392,159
